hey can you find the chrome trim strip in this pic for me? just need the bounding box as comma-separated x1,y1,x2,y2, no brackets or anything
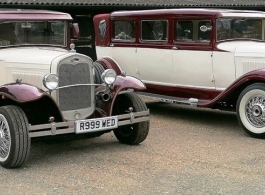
57,83,103,89
28,110,150,138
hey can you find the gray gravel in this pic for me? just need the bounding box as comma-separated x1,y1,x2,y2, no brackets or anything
1,97,265,195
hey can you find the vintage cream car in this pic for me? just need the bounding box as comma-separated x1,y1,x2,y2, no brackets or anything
94,8,265,138
0,9,150,168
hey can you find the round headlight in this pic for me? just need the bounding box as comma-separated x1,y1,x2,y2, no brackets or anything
43,74,59,90
101,69,117,85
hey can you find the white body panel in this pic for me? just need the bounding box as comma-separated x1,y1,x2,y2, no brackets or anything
212,50,236,90
137,48,172,83
214,42,265,89
172,50,214,88
96,41,265,92
0,47,68,89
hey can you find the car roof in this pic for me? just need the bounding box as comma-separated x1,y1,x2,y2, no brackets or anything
111,8,265,18
0,9,72,20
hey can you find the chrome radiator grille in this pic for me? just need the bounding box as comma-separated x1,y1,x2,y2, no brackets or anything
58,63,92,111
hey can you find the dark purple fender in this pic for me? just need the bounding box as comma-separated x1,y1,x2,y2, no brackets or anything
0,83,64,121
199,69,265,107
95,57,122,75
95,75,146,116
0,83,47,102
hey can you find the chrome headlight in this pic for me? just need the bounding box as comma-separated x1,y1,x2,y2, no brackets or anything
43,74,59,90
101,69,117,85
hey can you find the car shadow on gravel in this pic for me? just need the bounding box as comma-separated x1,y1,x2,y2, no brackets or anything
145,101,240,129
27,135,144,166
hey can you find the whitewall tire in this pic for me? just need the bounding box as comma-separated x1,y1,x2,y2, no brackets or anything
237,83,265,138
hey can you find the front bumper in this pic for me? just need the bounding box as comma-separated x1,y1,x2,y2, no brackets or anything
28,110,150,138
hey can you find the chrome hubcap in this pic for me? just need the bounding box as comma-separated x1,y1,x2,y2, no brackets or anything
246,95,265,128
0,118,10,158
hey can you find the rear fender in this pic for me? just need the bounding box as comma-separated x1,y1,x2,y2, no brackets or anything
95,75,146,116
95,57,122,75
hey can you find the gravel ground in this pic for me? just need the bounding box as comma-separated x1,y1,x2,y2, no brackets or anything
1,97,265,195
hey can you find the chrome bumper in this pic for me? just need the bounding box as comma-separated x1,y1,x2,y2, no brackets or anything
28,110,150,138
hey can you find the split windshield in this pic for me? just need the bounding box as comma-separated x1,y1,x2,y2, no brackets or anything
216,18,263,41
0,21,66,47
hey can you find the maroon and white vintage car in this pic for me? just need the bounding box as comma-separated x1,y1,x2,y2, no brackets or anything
94,8,265,138
0,9,150,168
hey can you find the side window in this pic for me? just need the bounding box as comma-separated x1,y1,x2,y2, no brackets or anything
198,21,211,42
113,20,135,41
141,20,168,41
216,18,262,41
175,20,211,42
176,21,193,41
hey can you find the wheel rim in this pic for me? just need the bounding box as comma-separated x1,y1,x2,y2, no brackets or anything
245,95,265,128
0,114,11,161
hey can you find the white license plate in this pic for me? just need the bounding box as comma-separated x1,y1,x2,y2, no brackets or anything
75,116,118,134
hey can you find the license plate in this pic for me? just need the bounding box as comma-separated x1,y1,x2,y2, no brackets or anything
75,116,118,134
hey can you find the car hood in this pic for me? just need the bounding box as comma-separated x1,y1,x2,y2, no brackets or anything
0,47,68,65
0,47,70,89
217,41,265,57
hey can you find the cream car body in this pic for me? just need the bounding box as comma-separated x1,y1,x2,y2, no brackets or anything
94,8,265,138
0,9,150,168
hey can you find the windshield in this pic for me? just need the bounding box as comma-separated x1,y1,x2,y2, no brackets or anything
216,18,263,41
0,21,66,47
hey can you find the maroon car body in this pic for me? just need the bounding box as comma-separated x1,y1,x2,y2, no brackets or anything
94,8,265,138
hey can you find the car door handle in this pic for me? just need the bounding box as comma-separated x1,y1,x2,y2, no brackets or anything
172,46,178,50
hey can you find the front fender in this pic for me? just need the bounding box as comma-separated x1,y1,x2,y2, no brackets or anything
96,75,146,116
201,69,265,107
95,57,122,75
0,83,65,124
0,83,47,102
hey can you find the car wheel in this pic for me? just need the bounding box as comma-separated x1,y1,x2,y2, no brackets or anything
237,83,265,138
0,106,31,168
93,62,105,84
113,93,149,145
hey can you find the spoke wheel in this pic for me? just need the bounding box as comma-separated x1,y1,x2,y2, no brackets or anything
0,115,11,161
245,95,265,128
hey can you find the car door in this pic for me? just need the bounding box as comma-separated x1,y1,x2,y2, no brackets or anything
109,19,139,78
172,18,215,89
136,19,173,83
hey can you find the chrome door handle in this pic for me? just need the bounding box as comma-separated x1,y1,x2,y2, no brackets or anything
172,46,178,50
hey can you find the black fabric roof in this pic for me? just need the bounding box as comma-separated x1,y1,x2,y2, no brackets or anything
0,0,265,7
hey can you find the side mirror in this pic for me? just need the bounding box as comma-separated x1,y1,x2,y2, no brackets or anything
71,23,80,39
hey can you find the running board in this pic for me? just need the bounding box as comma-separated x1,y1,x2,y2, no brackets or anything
137,92,198,107
159,97,198,106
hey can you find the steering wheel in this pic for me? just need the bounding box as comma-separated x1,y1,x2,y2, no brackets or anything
217,32,229,40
